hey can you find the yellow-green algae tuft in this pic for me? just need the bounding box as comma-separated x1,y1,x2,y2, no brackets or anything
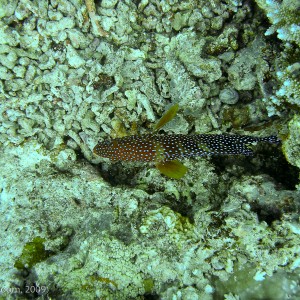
14,237,53,270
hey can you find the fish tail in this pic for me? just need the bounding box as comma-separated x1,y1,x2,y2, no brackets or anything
194,134,280,157
259,135,281,145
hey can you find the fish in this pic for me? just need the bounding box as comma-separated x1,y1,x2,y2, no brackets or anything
93,104,280,179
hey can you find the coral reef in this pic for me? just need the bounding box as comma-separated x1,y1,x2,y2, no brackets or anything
0,0,299,299
283,115,300,172
255,0,300,115
1,141,299,299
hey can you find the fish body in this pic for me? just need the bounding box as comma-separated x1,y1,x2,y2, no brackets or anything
93,104,280,179
93,133,280,163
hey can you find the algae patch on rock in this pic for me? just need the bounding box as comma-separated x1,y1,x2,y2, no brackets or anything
14,237,53,270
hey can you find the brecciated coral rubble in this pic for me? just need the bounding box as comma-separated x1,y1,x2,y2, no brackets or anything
255,0,300,115
283,115,300,172
1,141,299,299
0,0,282,158
255,0,300,185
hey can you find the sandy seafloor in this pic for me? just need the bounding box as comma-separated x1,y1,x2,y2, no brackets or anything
0,0,300,299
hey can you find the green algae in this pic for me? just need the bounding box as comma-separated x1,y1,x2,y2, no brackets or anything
14,237,53,270
143,278,155,293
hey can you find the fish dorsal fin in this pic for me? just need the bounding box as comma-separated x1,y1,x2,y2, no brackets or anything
153,103,179,132
156,160,187,179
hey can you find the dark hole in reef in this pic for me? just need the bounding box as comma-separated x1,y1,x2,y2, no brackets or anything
93,74,115,90
143,293,160,300
210,211,229,229
166,193,195,222
50,41,65,52
74,148,87,161
113,225,134,245
250,203,282,225
99,55,107,65
253,145,298,190
211,143,298,190
97,162,140,187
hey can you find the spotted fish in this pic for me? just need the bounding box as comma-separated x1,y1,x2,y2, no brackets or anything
93,104,280,179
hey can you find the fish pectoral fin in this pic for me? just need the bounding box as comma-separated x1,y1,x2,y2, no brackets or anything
156,160,187,179
153,103,179,132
